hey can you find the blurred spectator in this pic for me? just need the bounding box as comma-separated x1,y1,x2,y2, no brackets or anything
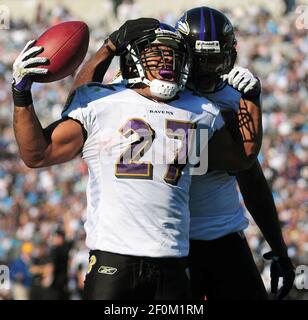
48,224,74,300
283,0,297,15
9,242,33,300
30,242,53,300
112,0,124,18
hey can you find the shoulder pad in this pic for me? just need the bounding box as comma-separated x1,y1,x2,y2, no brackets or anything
86,83,116,91
205,84,241,112
62,82,125,116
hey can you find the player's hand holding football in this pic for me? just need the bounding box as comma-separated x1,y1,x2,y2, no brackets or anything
221,66,261,98
108,18,159,55
263,251,295,300
12,40,49,106
12,40,49,92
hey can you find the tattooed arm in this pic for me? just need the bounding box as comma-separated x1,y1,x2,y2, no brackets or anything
209,96,262,171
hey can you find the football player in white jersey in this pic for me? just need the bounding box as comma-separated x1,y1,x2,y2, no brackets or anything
175,7,295,300
12,21,251,300
71,11,294,300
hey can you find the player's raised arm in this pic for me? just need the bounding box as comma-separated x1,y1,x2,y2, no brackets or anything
71,18,159,91
70,39,116,92
12,41,84,168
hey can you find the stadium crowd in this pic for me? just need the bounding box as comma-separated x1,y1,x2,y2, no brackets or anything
0,1,307,299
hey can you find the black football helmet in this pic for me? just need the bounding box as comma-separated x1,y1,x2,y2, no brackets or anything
120,23,191,100
176,7,237,92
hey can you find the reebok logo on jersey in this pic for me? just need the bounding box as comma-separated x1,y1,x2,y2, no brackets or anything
98,265,118,275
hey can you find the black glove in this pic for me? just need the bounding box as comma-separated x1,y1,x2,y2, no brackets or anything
263,251,295,300
108,18,159,55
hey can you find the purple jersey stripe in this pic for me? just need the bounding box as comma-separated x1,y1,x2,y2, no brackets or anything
200,7,205,41
209,9,217,40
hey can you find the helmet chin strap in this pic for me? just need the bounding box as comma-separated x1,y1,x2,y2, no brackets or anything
127,75,179,100
147,79,179,100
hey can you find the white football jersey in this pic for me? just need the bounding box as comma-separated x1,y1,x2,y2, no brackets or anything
62,83,224,257
189,84,249,241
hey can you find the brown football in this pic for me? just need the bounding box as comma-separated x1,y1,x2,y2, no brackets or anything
32,21,89,83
